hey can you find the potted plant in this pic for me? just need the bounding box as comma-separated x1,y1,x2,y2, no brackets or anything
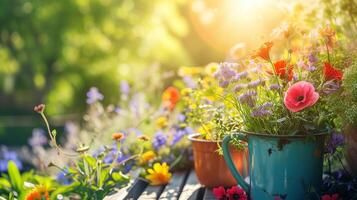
180,65,248,188
217,26,346,199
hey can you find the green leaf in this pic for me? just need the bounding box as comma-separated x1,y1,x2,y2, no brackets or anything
98,168,109,188
82,155,96,169
111,171,129,182
0,178,11,189
50,182,80,199
7,161,23,192
51,129,57,138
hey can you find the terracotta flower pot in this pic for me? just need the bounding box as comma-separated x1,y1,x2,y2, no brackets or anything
345,126,357,176
188,133,248,188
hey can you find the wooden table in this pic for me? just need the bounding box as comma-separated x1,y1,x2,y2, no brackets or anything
104,170,216,200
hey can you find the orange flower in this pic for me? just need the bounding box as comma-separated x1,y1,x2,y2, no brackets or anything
324,62,343,81
25,185,49,200
112,132,125,141
319,26,336,48
162,86,180,110
145,163,172,185
273,60,294,81
139,150,156,164
252,42,273,61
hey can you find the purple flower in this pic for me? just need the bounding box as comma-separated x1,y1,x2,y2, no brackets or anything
234,84,246,92
0,160,7,172
172,129,186,145
171,126,193,145
114,107,121,114
261,102,273,108
120,80,130,96
28,128,47,147
269,84,281,90
86,87,104,104
250,102,273,117
326,132,344,154
215,62,237,82
184,126,194,135
297,60,306,68
251,109,272,117
238,91,257,107
306,65,317,72
232,71,248,81
0,147,23,172
323,81,340,95
247,79,265,88
183,76,196,88
177,114,186,122
219,80,229,88
308,54,318,63
92,146,105,158
56,168,72,185
103,146,123,164
152,131,167,149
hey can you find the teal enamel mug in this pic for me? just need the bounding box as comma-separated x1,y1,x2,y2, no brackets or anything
222,132,326,200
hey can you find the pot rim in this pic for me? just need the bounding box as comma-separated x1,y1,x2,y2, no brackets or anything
188,131,328,141
188,133,221,143
242,131,328,139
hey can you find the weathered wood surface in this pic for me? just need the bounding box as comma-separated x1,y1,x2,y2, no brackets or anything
105,170,216,200
178,171,202,200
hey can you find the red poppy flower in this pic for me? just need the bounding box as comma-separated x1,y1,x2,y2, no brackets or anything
253,42,273,61
213,186,226,200
162,86,180,110
321,193,340,200
324,62,343,81
226,186,247,200
269,60,294,81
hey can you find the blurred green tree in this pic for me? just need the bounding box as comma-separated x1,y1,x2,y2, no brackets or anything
0,0,193,115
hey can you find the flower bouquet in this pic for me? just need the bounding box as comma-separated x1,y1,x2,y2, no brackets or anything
212,26,348,199
179,65,248,187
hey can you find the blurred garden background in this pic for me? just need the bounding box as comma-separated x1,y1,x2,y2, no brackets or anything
0,0,356,146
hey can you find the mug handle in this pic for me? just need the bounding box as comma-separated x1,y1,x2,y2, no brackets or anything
222,133,249,193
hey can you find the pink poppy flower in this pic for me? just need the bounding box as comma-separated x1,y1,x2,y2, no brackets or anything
284,81,319,112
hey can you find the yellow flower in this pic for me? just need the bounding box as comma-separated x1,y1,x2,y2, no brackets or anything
201,76,215,89
145,162,172,185
156,116,168,129
181,88,192,96
25,185,49,200
205,63,219,75
197,123,214,140
139,151,156,164
178,66,202,76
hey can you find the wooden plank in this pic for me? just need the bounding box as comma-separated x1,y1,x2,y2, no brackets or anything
178,171,203,200
124,178,149,200
159,171,188,199
138,185,165,200
104,182,133,200
203,188,216,200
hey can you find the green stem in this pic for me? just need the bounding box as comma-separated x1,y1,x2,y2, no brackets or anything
40,112,78,157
